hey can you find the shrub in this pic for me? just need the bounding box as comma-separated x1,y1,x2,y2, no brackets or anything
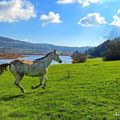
71,51,87,63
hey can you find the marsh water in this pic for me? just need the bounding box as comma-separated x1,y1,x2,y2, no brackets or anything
0,55,72,64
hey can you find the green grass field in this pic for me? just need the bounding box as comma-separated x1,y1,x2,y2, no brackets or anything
0,58,120,120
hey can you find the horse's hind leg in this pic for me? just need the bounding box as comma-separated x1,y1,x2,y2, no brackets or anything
9,63,25,93
14,74,25,93
31,76,44,89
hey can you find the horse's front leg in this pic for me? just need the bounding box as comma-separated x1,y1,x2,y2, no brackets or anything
31,76,44,89
42,76,48,90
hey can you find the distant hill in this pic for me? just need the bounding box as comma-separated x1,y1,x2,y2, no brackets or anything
86,40,111,57
0,36,92,55
86,37,120,57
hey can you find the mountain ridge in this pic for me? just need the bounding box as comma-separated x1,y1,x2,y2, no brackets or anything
0,36,92,54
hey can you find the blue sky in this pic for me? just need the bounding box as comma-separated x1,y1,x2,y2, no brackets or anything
0,0,120,47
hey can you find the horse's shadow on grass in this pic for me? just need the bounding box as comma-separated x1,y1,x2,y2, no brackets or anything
0,91,35,101
0,90,47,101
0,94,25,101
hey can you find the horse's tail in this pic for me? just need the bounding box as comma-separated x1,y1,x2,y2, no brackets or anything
0,63,10,76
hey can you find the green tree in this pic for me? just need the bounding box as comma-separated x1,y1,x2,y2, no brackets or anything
104,38,120,61
86,40,110,57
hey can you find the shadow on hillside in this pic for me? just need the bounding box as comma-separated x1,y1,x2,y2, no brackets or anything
0,94,25,101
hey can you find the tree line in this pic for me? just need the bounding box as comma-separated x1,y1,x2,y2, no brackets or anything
71,37,120,63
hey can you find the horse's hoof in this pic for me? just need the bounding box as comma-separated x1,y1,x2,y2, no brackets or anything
31,86,35,89
21,89,25,93
42,86,45,90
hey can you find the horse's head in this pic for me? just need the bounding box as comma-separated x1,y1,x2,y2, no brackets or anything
51,50,62,63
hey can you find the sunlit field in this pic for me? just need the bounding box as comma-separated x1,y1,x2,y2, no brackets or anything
0,58,120,120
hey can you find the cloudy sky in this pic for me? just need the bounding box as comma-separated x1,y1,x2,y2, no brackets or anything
0,0,120,47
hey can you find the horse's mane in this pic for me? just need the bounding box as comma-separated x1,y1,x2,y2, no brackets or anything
33,52,52,62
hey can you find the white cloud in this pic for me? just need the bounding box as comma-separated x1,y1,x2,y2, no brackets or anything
40,11,61,27
80,0,99,7
111,9,120,26
57,0,77,4
0,0,36,23
57,0,99,7
78,13,107,26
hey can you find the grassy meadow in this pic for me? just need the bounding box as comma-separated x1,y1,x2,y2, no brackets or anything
0,58,120,120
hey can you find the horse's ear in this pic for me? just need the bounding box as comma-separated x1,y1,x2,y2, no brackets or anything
53,49,56,53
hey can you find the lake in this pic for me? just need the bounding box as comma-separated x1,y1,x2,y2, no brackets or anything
0,55,72,64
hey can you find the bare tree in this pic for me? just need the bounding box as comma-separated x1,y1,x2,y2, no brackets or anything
71,51,87,63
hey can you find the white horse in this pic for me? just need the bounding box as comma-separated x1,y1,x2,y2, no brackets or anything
0,50,62,93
